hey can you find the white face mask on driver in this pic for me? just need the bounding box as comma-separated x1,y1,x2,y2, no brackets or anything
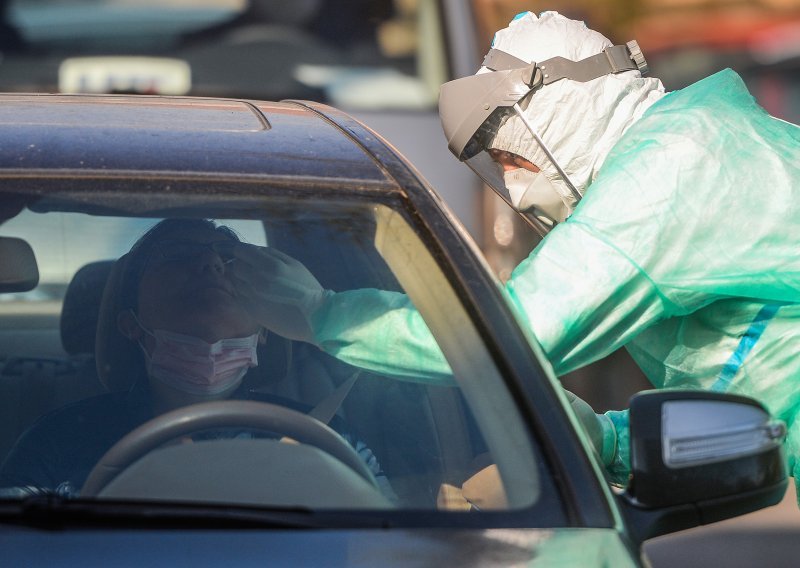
503,167,576,228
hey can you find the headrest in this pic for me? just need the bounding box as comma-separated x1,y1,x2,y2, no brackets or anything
60,260,114,356
95,254,141,392
0,237,38,293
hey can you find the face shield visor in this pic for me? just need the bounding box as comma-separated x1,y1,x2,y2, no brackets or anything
439,42,648,236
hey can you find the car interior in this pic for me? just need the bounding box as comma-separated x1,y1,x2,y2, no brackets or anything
0,188,551,516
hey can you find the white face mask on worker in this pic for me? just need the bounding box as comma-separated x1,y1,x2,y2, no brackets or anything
503,167,573,227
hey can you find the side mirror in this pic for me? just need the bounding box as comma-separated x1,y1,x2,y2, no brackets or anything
618,390,787,543
0,237,38,292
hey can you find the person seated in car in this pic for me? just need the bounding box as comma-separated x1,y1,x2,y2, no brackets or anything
0,219,392,498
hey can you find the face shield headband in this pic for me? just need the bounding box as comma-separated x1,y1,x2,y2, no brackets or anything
439,41,648,235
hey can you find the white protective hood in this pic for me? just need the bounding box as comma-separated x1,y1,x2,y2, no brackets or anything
487,11,667,198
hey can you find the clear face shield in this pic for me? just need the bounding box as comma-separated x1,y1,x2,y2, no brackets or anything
439,43,648,236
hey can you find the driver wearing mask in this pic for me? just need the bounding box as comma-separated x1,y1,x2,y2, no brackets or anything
0,218,393,499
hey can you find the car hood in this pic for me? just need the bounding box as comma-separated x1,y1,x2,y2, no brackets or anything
2,526,638,566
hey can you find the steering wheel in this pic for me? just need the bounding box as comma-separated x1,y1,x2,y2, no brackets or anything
81,400,377,496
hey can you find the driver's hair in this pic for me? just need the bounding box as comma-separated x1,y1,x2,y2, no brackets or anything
117,218,240,312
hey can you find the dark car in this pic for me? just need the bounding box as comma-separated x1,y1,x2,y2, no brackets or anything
0,93,787,566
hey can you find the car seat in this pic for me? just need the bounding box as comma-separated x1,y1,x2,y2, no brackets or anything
0,260,109,462
60,260,114,360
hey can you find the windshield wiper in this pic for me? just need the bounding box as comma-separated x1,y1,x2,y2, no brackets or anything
0,493,388,530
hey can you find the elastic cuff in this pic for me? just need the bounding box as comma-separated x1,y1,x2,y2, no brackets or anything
597,413,618,467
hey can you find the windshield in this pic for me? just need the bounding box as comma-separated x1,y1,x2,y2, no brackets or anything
0,0,447,110
0,186,556,522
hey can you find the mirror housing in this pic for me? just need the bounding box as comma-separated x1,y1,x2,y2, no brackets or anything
618,390,787,543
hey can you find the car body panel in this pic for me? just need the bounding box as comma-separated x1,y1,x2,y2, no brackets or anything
0,95,392,183
1,527,638,567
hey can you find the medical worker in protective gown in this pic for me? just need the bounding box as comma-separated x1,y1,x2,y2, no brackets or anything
232,12,800,491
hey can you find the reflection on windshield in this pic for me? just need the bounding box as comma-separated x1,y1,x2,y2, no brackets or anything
0,194,541,516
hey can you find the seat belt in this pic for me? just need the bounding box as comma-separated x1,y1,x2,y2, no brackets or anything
277,371,360,446
308,370,361,425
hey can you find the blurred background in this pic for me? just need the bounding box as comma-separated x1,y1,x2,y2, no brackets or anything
0,2,799,561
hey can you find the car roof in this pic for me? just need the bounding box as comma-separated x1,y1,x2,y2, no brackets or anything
0,94,398,188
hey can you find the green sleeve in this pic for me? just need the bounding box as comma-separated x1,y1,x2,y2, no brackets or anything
505,222,672,376
311,288,454,384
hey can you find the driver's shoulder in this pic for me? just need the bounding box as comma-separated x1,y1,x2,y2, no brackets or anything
22,390,143,443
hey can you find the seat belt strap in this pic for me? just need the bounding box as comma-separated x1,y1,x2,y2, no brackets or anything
308,370,361,425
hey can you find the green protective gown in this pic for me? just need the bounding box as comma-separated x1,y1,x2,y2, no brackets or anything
312,69,800,490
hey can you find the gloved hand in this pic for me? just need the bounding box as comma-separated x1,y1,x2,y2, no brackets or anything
229,244,331,343
564,390,617,467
